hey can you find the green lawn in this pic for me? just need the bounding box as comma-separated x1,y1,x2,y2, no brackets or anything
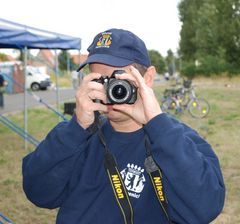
0,78,239,224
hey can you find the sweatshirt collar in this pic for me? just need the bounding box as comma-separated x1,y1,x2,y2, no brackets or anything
102,120,144,143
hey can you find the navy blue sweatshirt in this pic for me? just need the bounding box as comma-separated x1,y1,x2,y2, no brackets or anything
22,113,225,224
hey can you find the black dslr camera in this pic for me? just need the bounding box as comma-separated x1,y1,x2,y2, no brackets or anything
94,70,137,105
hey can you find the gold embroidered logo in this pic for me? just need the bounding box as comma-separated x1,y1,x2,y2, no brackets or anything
96,32,112,48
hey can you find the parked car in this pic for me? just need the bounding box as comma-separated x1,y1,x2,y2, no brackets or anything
0,62,52,92
26,66,51,91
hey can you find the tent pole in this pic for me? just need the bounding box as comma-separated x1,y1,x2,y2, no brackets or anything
24,47,28,150
67,51,70,76
54,50,60,122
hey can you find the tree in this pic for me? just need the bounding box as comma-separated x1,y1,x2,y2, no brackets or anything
214,0,240,65
148,50,166,74
178,0,240,75
58,50,77,71
195,0,240,63
178,0,203,61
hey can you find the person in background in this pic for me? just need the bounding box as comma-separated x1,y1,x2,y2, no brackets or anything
78,69,84,86
22,28,225,224
0,73,7,109
71,70,84,90
71,70,79,90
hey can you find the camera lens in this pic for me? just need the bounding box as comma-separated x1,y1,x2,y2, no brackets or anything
112,85,127,99
108,80,131,104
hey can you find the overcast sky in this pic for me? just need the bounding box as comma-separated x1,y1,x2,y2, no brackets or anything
0,0,181,56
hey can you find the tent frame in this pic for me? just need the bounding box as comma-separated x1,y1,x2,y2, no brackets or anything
0,18,81,149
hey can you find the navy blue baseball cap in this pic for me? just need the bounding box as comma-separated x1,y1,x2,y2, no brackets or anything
77,28,151,71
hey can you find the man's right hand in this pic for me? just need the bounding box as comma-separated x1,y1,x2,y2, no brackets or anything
75,73,107,129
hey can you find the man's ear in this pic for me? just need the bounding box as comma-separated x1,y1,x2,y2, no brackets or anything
144,66,157,87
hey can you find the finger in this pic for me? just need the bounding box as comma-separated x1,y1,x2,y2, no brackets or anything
88,90,107,103
129,66,145,87
77,74,104,97
78,84,106,103
112,104,132,114
75,84,105,107
92,102,108,113
114,72,139,88
83,72,102,83
87,81,105,92
115,72,134,81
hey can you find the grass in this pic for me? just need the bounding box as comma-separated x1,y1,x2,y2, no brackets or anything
0,109,59,224
49,72,73,88
154,78,240,224
0,76,240,223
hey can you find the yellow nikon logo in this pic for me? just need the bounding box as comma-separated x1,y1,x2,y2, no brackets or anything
111,175,124,199
153,177,165,201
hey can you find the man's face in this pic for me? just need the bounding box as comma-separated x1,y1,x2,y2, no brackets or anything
89,63,135,123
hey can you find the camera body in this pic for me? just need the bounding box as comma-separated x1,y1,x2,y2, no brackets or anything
94,70,137,105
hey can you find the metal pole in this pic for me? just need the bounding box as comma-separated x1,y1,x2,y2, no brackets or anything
67,51,70,76
24,47,28,150
54,50,60,122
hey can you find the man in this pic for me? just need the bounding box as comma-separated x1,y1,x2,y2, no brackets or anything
22,29,225,224
0,73,7,109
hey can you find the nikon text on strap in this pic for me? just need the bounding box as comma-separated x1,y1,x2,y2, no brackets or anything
104,152,134,224
144,134,172,223
144,156,171,222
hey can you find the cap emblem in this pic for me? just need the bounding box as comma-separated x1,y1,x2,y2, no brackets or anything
96,32,112,48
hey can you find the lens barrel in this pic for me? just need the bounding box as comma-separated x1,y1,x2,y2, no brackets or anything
93,70,137,104
107,80,132,104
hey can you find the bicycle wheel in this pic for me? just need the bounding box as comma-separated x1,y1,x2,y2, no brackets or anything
187,98,210,118
161,98,181,114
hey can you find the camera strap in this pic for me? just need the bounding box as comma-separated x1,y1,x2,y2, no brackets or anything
95,112,134,224
94,112,171,223
144,134,172,223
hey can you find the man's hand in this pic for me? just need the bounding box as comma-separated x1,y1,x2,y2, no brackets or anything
75,73,107,129
112,66,162,124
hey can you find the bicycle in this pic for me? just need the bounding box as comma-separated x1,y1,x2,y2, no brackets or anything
161,79,210,118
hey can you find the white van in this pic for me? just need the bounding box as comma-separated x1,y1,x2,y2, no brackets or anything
26,66,51,91
0,61,52,92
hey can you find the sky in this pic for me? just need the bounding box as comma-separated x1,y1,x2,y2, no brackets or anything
0,0,181,56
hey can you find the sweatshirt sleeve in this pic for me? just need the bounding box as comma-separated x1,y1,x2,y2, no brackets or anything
143,113,225,224
22,115,91,209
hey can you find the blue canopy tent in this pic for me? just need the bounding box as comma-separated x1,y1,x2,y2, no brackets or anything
0,17,81,149
0,18,81,49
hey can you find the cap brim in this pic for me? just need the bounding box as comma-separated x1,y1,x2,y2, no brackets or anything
77,54,133,71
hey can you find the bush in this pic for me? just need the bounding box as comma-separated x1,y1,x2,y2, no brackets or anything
181,62,196,79
181,56,240,77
